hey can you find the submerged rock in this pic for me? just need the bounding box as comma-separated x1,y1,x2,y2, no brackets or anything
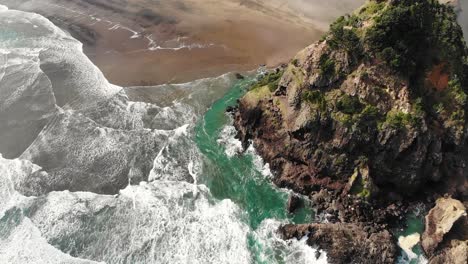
286,193,303,213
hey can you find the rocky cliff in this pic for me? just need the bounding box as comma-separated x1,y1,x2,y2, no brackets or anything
233,0,468,262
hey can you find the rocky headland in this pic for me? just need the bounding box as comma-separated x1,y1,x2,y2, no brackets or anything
232,0,468,262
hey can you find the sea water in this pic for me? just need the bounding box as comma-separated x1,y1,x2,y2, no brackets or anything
0,5,322,264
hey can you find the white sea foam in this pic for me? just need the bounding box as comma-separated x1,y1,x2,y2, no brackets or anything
253,219,328,264
0,155,44,214
246,144,274,178
0,216,100,264
145,34,217,51
0,7,120,111
216,123,273,179
398,233,420,260
23,182,251,264
217,125,243,157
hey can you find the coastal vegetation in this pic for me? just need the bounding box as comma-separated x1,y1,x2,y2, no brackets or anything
249,69,284,92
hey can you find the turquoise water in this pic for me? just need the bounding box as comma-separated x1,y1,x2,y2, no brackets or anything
396,211,426,264
194,78,314,261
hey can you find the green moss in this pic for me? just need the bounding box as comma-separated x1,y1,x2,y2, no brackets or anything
303,90,327,111
274,98,280,106
450,109,465,122
290,67,305,87
447,79,468,106
433,102,445,114
332,93,382,128
380,110,419,129
360,105,379,121
431,77,468,128
334,112,354,127
378,47,402,69
336,94,363,114
319,54,336,78
349,168,371,199
358,188,371,198
413,97,425,117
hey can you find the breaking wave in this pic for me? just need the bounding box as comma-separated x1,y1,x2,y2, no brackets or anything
0,4,326,264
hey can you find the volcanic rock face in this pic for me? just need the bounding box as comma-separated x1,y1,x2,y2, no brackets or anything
234,0,468,262
422,197,467,264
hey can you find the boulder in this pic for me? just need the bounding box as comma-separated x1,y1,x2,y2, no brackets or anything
422,197,467,261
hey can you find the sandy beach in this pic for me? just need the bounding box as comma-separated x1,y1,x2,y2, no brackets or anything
0,0,363,85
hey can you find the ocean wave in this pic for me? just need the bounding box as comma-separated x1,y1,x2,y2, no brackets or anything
0,176,251,263
0,5,255,263
0,4,329,264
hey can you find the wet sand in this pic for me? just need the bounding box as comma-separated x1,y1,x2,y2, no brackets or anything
0,0,364,85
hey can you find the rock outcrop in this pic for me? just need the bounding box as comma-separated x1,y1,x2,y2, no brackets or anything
280,223,397,264
233,0,468,262
235,0,468,200
422,197,467,264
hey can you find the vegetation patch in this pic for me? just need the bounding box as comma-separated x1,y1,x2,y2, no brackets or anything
365,0,467,78
250,69,284,92
336,94,364,115
326,13,364,64
319,54,336,79
359,1,386,19
380,110,419,130
303,90,327,111
432,78,467,128
332,93,381,128
360,105,380,122
349,168,371,199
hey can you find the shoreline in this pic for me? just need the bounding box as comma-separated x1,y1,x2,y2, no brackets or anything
0,0,364,86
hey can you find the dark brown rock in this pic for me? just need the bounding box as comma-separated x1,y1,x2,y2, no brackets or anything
286,193,303,213
279,223,397,264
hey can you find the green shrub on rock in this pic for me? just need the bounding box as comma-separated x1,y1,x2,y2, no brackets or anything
319,54,336,79
250,69,284,92
303,90,327,111
336,94,363,115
